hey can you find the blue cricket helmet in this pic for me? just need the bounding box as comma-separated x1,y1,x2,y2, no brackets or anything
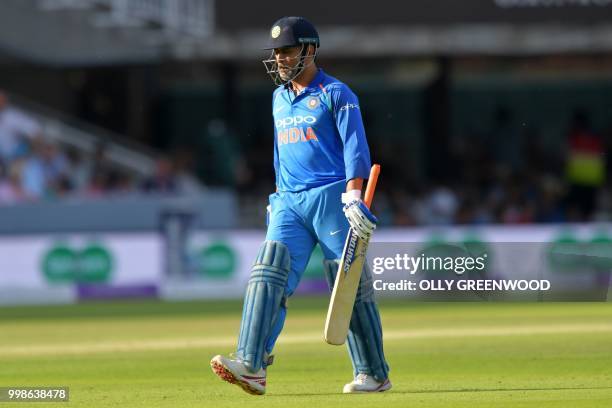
262,17,320,86
264,16,319,50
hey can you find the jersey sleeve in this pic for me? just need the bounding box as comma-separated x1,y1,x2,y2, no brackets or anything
331,84,371,181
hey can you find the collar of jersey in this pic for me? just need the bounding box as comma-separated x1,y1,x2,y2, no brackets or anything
303,68,326,92
285,68,326,94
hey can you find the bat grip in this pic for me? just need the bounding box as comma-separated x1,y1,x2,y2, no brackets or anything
363,164,380,209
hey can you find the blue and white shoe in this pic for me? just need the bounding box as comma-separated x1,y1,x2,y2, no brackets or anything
210,354,270,396
343,373,392,393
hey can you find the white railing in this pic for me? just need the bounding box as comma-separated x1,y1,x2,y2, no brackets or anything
11,92,155,176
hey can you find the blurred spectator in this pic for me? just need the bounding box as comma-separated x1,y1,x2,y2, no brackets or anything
389,190,416,226
52,176,73,199
90,142,111,180
40,140,70,186
0,96,207,203
85,167,108,198
0,161,25,205
79,151,136,197
65,147,91,190
0,91,42,161
106,169,134,195
20,139,47,199
454,186,494,225
564,109,606,220
141,157,177,194
18,138,72,200
170,147,206,194
420,183,459,225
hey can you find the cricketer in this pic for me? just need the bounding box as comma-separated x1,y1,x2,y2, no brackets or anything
210,16,391,395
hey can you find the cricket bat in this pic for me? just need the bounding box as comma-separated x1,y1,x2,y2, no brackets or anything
324,164,380,345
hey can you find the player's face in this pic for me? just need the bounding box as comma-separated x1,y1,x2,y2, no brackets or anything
274,46,303,81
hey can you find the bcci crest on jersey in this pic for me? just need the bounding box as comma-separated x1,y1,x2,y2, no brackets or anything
307,96,320,109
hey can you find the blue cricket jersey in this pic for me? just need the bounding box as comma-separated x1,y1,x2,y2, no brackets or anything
272,69,371,192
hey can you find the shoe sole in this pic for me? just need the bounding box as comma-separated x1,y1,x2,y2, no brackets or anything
210,359,265,396
343,381,392,394
344,387,391,394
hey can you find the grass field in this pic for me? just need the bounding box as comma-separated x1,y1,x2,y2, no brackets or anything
1,298,611,407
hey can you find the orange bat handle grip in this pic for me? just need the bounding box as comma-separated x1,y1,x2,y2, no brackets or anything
363,164,380,209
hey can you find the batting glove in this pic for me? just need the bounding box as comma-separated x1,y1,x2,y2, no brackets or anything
342,190,377,240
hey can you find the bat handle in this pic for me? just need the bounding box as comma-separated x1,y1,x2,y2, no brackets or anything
363,164,380,209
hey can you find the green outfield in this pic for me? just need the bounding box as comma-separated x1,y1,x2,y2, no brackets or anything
0,299,611,407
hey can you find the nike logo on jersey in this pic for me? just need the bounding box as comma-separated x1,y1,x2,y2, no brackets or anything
330,229,343,236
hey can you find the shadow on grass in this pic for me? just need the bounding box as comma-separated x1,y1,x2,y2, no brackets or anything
268,385,612,397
